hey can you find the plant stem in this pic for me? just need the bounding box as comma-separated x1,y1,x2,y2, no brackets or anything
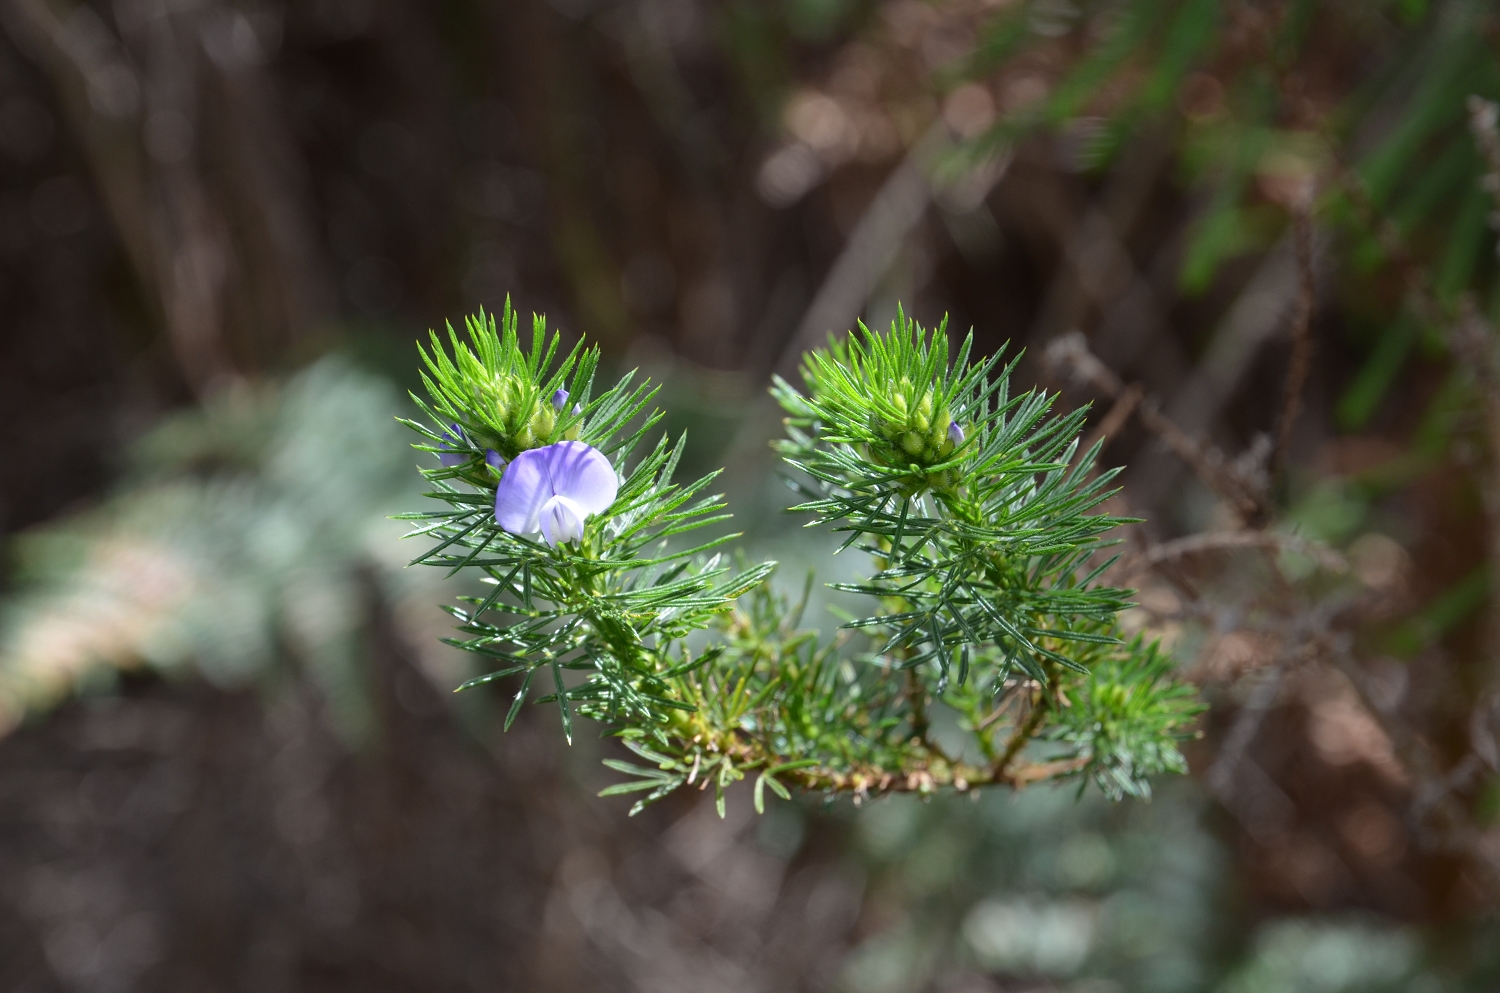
906,665,929,743
994,682,1047,778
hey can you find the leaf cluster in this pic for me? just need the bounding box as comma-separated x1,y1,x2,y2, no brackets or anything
775,308,1136,690
403,305,1201,814
1049,634,1206,800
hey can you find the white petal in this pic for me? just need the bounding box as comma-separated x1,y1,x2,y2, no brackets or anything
539,494,587,546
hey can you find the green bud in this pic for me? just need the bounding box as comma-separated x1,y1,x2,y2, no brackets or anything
901,432,925,456
1099,684,1130,713
528,405,556,442
493,376,515,422
915,392,934,431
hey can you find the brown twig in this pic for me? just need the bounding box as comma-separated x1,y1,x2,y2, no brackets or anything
1271,199,1317,479
1452,299,1500,664
1046,333,1267,519
993,683,1047,780
905,666,929,745
1322,634,1500,893
1080,382,1143,456
1205,664,1286,797
1119,528,1347,581
1461,99,1500,690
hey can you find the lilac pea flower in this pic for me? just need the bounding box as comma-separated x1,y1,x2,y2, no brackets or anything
438,423,468,467
494,440,618,547
486,449,506,470
948,421,965,446
552,388,583,416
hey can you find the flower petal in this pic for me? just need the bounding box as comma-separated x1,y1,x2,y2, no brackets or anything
543,441,618,516
493,447,553,534
948,421,965,446
538,494,587,546
439,423,468,467
551,388,570,411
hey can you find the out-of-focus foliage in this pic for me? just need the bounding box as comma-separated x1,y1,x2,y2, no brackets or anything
0,359,437,740
934,0,1500,404
833,783,1500,992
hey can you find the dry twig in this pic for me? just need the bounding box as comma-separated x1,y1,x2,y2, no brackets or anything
1206,665,1286,798
1080,382,1142,456
1271,198,1318,478
1046,332,1267,520
1120,528,1347,581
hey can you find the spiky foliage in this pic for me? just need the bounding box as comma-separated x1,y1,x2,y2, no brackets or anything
399,300,772,741
1051,635,1206,800
775,309,1137,689
403,303,1200,813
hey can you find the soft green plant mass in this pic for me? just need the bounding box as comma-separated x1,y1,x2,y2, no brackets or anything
403,300,1201,814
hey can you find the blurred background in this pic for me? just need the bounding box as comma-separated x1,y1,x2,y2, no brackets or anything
4,0,1500,990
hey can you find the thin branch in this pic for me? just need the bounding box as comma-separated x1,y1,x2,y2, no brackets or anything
993,683,1047,780
1206,664,1286,797
1080,382,1142,456
1463,96,1500,699
905,666,930,745
1046,333,1267,519
1120,529,1347,581
1451,299,1500,674
1271,198,1317,479
1323,635,1500,894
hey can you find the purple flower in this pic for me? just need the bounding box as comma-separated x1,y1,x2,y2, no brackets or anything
486,449,506,470
493,440,618,547
948,421,965,446
438,423,468,467
551,388,569,411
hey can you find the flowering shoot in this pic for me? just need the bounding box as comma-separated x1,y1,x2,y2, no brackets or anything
400,300,1200,816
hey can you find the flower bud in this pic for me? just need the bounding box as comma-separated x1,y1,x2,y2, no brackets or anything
528,404,556,443
552,388,569,411
901,432,926,456
914,392,934,431
438,423,468,467
493,377,515,422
